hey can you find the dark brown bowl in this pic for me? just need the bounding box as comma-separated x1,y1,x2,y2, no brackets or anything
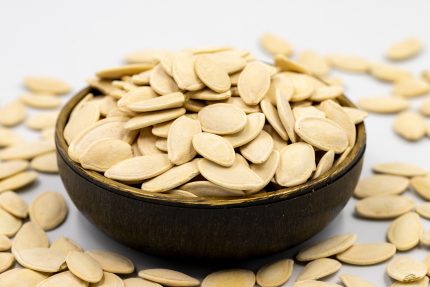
55,87,366,260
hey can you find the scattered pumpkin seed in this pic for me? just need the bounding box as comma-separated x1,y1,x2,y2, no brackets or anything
357,96,409,114
372,162,427,177
37,271,88,287
30,152,59,173
260,33,293,56
0,160,29,180
192,132,235,167
86,250,134,274
387,212,423,251
336,243,396,265
0,268,48,287
0,101,27,127
138,268,200,287
387,256,427,282
355,195,415,219
0,171,38,192
0,207,21,237
67,251,104,283
20,93,61,109
386,37,423,60
340,274,376,287
29,191,68,231
394,111,427,141
0,190,28,218
296,258,341,282
256,259,294,287
201,269,255,287
14,247,67,273
354,175,409,198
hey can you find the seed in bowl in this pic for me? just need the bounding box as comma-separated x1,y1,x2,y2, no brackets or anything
64,47,363,199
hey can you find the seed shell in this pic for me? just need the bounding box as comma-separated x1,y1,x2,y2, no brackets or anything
138,268,200,287
67,251,104,283
296,258,341,282
355,195,415,219
125,108,186,130
198,103,247,135
0,268,48,287
372,162,427,177
357,96,409,114
0,208,21,237
0,160,29,180
0,190,28,218
192,132,235,167
86,250,134,274
394,111,427,141
167,115,201,165
238,62,271,105
14,247,67,273
387,256,427,282
411,176,430,200
336,243,396,265
340,274,376,287
256,259,294,287
201,269,255,287
354,175,409,198
387,212,423,251
0,171,38,192
195,55,231,93
0,101,27,127
30,152,59,173
29,191,68,231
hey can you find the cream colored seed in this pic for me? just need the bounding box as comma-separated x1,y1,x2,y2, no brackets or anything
14,247,67,273
118,87,157,108
0,252,14,273
20,93,61,109
296,258,341,282
336,243,396,265
354,175,409,198
387,256,427,283
369,63,412,82
152,120,173,138
125,107,186,130
180,181,244,197
0,160,29,180
26,112,58,130
0,208,21,237
0,268,48,287
67,251,104,283
293,106,325,121
297,50,330,76
137,127,164,155
190,45,233,55
313,150,335,179
31,152,59,173
320,99,356,146
420,97,430,116
238,61,271,105
131,70,152,85
373,162,427,177
328,54,370,73
12,222,49,253
64,101,100,144
260,33,293,56
124,49,167,64
0,190,28,218
202,269,255,287
141,159,200,192
393,78,430,98
155,138,167,152
391,276,429,287
167,189,198,198
311,86,343,102
421,230,430,246
394,111,427,141
411,176,430,200
0,171,38,192
249,150,280,193
128,92,185,112
0,140,55,161
138,268,200,287
240,130,273,164
293,280,342,287
92,272,124,287
198,103,247,135
0,101,27,127
172,52,204,91
51,237,82,254
86,250,134,274
296,233,357,262
195,54,231,93
167,115,201,165
188,89,231,101
260,100,288,140
184,99,205,112
355,195,415,219
23,76,70,94
276,143,315,187
0,235,11,251
149,64,180,95
0,127,24,147
388,212,423,251
275,54,309,74
192,132,235,167
283,73,314,102
37,271,88,287
124,277,162,287
40,127,55,140
256,259,294,287
416,202,430,219
295,117,348,154
386,37,423,60
276,89,297,142
29,191,68,231
265,74,294,105
357,96,409,114
87,78,123,98
340,274,376,287
96,64,154,80
208,50,247,74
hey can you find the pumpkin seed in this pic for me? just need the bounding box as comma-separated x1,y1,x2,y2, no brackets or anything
0,235,11,251
340,274,376,287
386,37,422,60
141,159,200,192
0,252,14,273
311,86,343,102
188,89,231,101
86,250,134,274
369,63,412,82
148,64,179,95
354,175,409,198
0,208,21,237
387,212,423,251
320,100,356,146
0,268,48,287
124,49,167,64
249,150,280,193
256,259,294,287
23,76,70,94
297,50,330,76
293,280,342,287
336,243,396,265
260,33,293,56
0,127,24,147
391,276,429,287
209,50,247,74
152,121,173,138
67,251,104,283
0,191,28,218
64,101,101,144
394,111,427,141
51,237,82,254
283,73,314,102
0,140,54,161
172,53,204,91
419,97,430,116
421,230,430,246
0,160,29,180
202,269,255,287
37,271,88,287
97,64,154,80
387,256,427,282
14,247,66,273
94,96,118,117
181,181,244,197
260,99,288,140
20,93,61,109
292,106,324,122
127,92,185,112
125,108,186,130
195,55,231,93
238,62,271,105
295,117,348,153
276,89,297,142
276,143,315,187
192,132,235,167
355,195,415,219
12,222,49,253
275,54,309,74
118,87,157,109
328,54,369,73
167,189,198,198
0,101,27,127
198,103,246,135
357,96,409,114
31,152,59,173
26,112,59,130
416,202,430,219
136,128,164,155
91,272,124,287
154,138,167,152
264,74,294,105
342,107,367,125
373,162,427,177
138,268,200,287
297,233,357,262
0,171,38,192
313,150,335,179
393,78,430,98
124,277,162,287
240,130,273,164
198,155,263,191
296,258,341,282
167,115,201,165
29,191,68,231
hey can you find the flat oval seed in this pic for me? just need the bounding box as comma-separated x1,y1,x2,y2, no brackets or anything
192,132,235,167
355,195,415,219
51,237,83,254
342,107,367,124
152,120,173,138
357,96,409,114
393,78,430,98
30,191,68,231
125,108,186,130
340,274,376,287
276,143,315,187
249,150,280,193
0,127,24,147
387,256,427,282
0,160,29,180
180,181,244,197
20,93,61,109
260,33,293,56
127,92,185,112
0,268,48,287
328,54,369,73
202,269,255,287
208,51,246,74
240,130,273,164
198,155,264,191
256,259,294,287
23,76,70,94
0,191,28,218
297,50,330,76
293,280,343,287
0,171,38,192
295,117,348,154
198,103,247,135
0,140,55,161
387,212,423,251
0,208,21,237
311,86,344,102
275,55,309,74
276,89,297,142
386,37,423,60
373,162,427,177
265,74,294,105
96,64,154,80
411,176,430,200
26,112,58,130
86,250,134,274
118,87,157,109
223,112,266,147
167,189,198,198
293,106,325,121
30,152,59,173
92,272,124,287
283,73,314,102
105,154,173,183
188,89,231,101
0,235,11,251
79,139,133,172
296,258,341,282
15,247,66,273
238,62,271,105
420,97,430,116
297,233,357,262
391,276,429,287
172,53,204,91
138,268,200,287
167,115,201,165
354,175,409,198
64,102,100,144
260,100,288,140
141,159,200,192
67,251,104,283
313,150,335,179
0,252,14,273
0,101,27,127
370,63,412,82
12,222,49,253
149,64,180,95
37,271,88,287
336,243,396,265
195,55,231,93
394,111,427,141
124,277,162,287
319,100,356,146
416,202,430,219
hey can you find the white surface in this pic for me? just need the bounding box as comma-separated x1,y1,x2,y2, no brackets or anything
1,0,430,285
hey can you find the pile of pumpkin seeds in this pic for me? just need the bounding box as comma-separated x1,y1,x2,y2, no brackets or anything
0,33,430,286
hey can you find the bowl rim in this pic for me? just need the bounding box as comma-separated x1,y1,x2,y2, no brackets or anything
56,86,366,209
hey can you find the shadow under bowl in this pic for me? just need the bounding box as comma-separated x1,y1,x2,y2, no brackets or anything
56,87,366,261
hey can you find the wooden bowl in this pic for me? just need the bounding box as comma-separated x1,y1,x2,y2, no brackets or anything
55,87,366,260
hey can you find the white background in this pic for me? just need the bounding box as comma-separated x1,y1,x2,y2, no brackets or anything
1,0,430,285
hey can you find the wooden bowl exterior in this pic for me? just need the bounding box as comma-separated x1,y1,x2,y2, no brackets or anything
55,87,366,260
